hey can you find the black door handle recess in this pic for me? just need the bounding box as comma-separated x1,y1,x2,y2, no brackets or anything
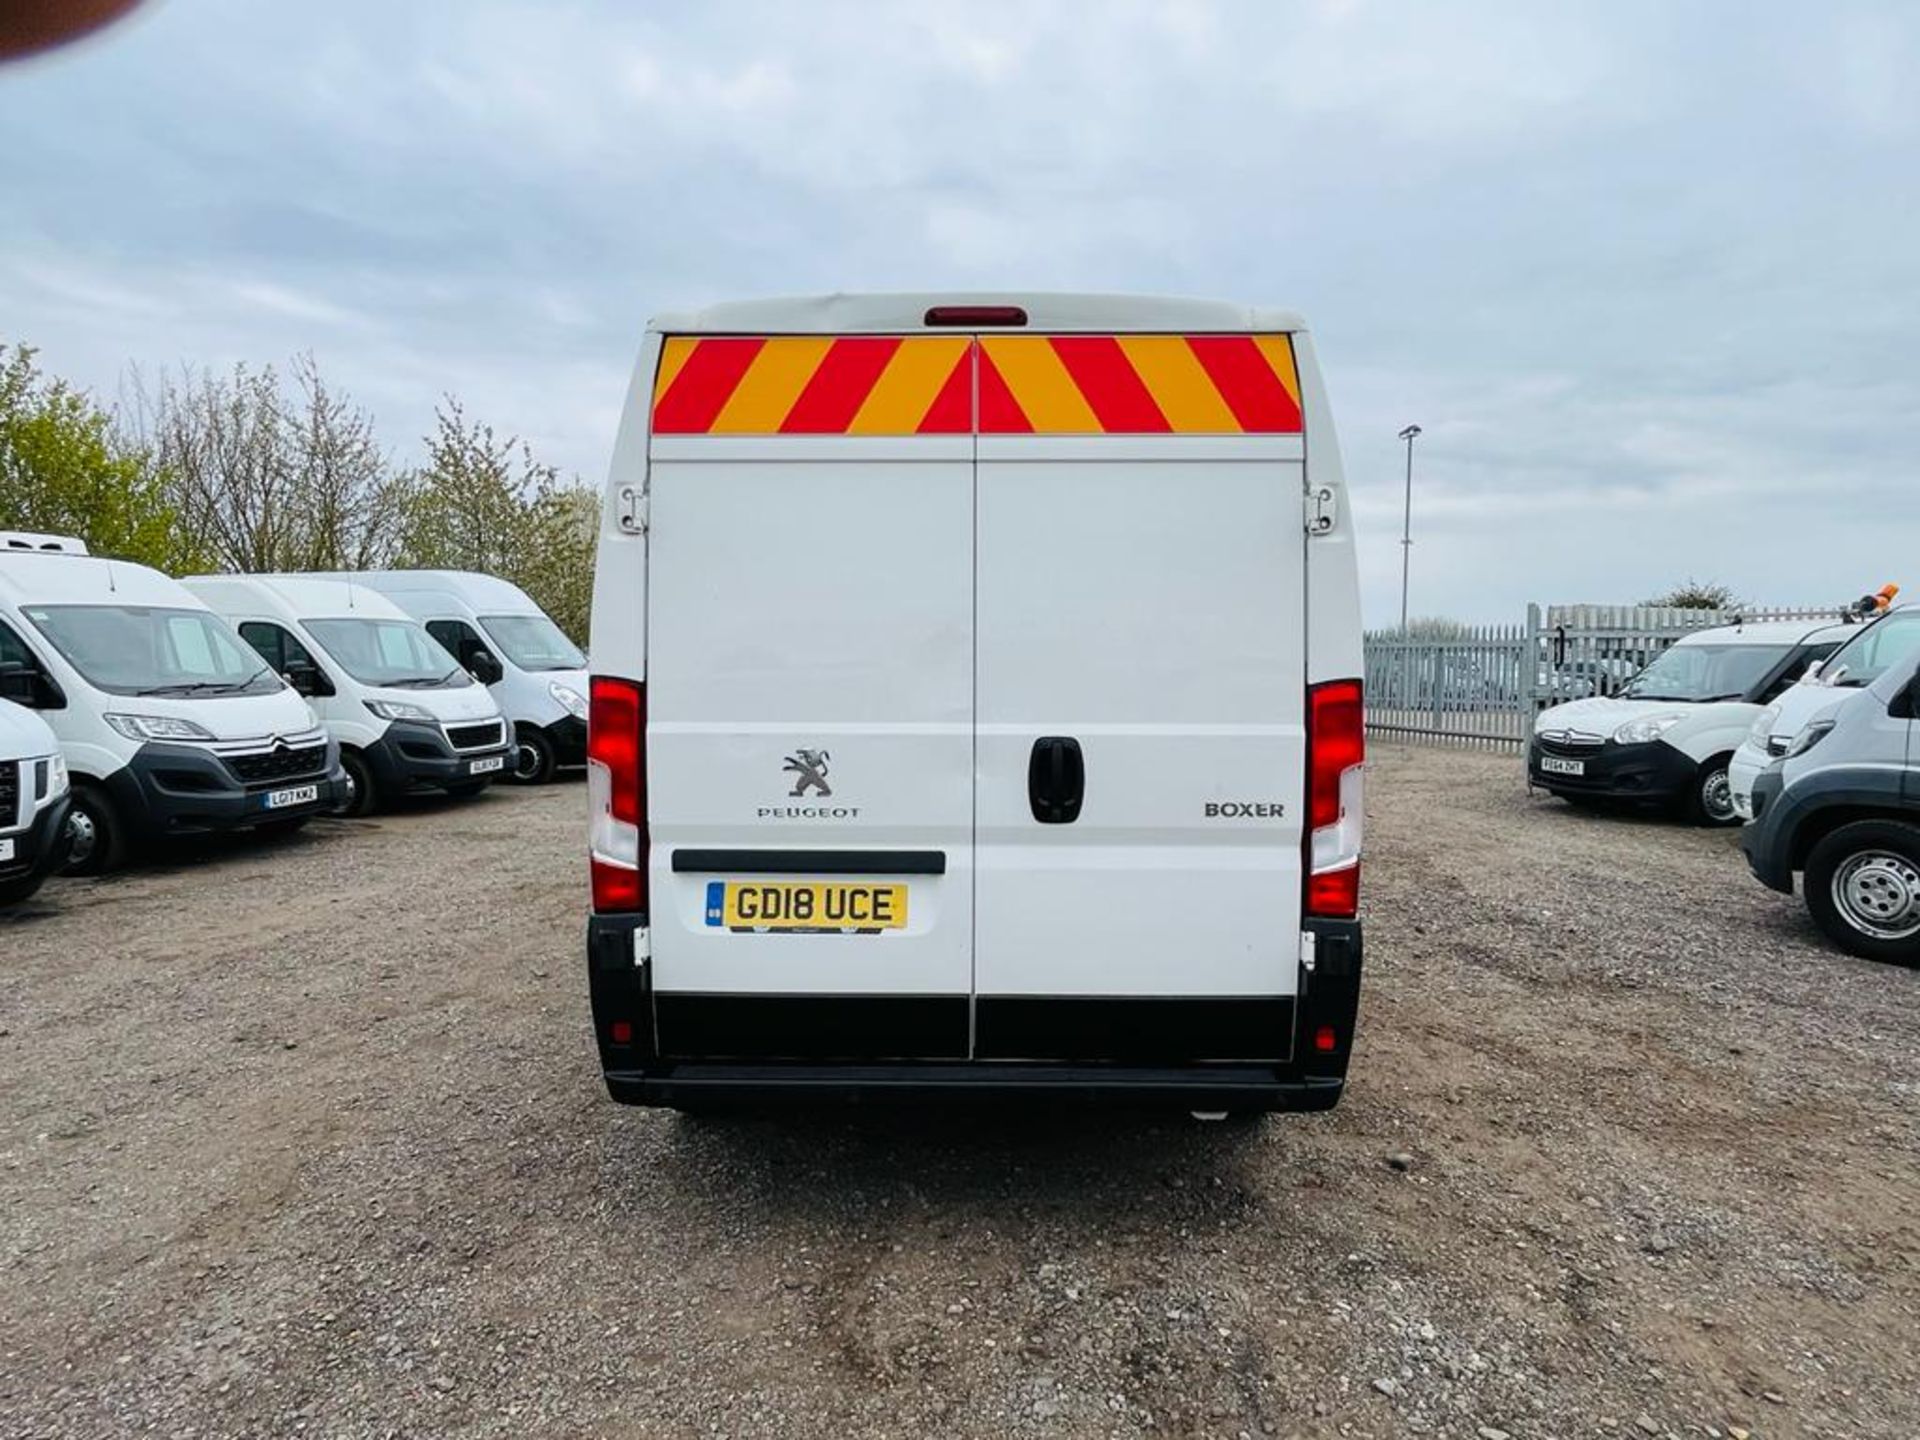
1028,736,1084,823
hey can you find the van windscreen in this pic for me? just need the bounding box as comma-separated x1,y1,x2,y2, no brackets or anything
23,604,281,698
304,618,470,688
479,614,583,671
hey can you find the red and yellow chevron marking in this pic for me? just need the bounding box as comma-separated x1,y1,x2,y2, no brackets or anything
652,335,972,435
650,333,1302,435
978,334,1301,434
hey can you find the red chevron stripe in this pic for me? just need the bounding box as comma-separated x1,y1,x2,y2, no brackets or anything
779,336,902,433
1048,335,1169,432
1184,336,1303,433
651,338,765,434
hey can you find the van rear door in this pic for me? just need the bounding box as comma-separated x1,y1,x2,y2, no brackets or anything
644,336,976,1059
970,334,1309,1062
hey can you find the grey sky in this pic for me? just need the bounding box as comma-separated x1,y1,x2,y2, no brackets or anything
3,0,1916,623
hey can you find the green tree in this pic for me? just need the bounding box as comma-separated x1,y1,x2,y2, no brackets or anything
397,400,597,642
0,342,200,568
1643,579,1739,611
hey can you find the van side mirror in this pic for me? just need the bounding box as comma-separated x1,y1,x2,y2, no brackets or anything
285,661,334,699
0,662,61,709
1893,673,1920,720
464,646,503,685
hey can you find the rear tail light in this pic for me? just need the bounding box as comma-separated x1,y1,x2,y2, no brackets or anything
924,304,1028,327
1305,678,1364,919
588,675,647,913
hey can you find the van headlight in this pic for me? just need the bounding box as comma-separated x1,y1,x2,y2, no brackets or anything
47,754,69,798
548,682,588,720
1746,702,1781,748
365,699,435,723
103,713,217,742
1785,719,1835,759
1613,713,1684,745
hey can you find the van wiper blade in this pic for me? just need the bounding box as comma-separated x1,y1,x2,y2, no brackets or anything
386,670,460,689
137,680,243,696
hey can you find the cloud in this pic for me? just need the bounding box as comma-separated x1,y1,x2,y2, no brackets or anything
0,0,1916,623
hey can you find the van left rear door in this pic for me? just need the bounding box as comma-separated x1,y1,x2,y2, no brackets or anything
643,335,976,1060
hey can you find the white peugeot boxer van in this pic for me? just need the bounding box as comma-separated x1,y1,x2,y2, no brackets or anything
1730,605,1920,820
184,574,513,816
584,294,1366,1113
0,545,345,873
313,571,587,784
0,697,71,905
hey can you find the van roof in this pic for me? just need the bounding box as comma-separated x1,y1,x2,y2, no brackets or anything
184,573,411,623
1675,618,1853,647
322,570,543,614
0,551,197,610
650,293,1308,336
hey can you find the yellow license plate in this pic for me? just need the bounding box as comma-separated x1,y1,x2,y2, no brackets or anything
705,880,908,933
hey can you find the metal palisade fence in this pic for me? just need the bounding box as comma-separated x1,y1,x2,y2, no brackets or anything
1364,602,1843,749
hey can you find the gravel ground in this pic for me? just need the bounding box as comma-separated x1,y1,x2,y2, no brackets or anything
1,745,1915,1440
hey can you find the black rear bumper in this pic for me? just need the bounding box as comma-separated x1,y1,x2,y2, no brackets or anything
586,914,1363,1111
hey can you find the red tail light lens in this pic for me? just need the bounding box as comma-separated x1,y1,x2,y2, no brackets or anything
588,676,647,913
1314,1024,1339,1053
1305,678,1364,919
924,305,1028,327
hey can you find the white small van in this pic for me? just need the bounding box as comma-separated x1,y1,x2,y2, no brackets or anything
1730,606,1920,821
1529,618,1848,824
0,697,71,905
584,293,1366,1113
185,574,514,816
311,571,587,784
0,545,345,873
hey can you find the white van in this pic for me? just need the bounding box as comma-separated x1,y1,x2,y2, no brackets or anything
0,547,344,873
1529,618,1848,824
1729,605,1920,820
583,293,1366,1113
185,574,513,815
0,698,71,905
311,571,587,784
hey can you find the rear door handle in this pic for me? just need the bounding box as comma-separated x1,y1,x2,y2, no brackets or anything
1027,736,1084,824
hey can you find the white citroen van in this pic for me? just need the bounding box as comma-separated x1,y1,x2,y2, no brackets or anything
1730,605,1920,820
583,293,1366,1114
0,545,345,873
311,571,587,784
0,697,71,905
1529,618,1848,825
185,574,513,816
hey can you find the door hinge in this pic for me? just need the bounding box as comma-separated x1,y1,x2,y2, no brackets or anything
1299,929,1317,976
633,926,651,966
616,485,649,535
1305,484,1337,536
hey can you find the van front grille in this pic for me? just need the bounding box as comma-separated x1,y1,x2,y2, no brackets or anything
0,760,18,827
228,743,328,786
446,721,506,752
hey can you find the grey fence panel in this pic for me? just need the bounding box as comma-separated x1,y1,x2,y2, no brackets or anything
1366,600,1850,750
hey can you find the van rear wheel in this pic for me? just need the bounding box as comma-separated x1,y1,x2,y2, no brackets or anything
1804,820,1920,965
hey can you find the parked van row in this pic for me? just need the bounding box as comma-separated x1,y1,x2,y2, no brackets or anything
0,532,584,889
1528,592,1920,964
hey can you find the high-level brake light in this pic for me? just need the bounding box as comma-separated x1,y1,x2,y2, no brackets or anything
924,305,1028,327
1305,678,1364,919
588,676,647,913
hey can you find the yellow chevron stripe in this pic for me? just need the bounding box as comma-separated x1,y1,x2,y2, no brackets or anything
981,337,1102,433
709,337,834,433
1115,335,1240,433
653,337,696,401
1252,334,1302,409
848,337,969,434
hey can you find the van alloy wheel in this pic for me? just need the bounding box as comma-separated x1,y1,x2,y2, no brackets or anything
1831,850,1920,941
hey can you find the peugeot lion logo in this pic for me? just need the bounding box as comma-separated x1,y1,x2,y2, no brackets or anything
782,749,832,798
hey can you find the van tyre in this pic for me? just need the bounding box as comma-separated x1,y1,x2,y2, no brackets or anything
61,783,126,875
0,874,48,906
1803,819,1920,965
334,750,378,818
510,727,555,785
1682,756,1739,827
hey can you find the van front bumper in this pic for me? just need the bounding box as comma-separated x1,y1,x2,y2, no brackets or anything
1,793,72,887
1527,735,1697,805
104,739,348,840
364,720,512,793
586,915,1363,1112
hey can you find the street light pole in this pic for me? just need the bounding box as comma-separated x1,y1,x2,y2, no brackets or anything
1397,424,1422,633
